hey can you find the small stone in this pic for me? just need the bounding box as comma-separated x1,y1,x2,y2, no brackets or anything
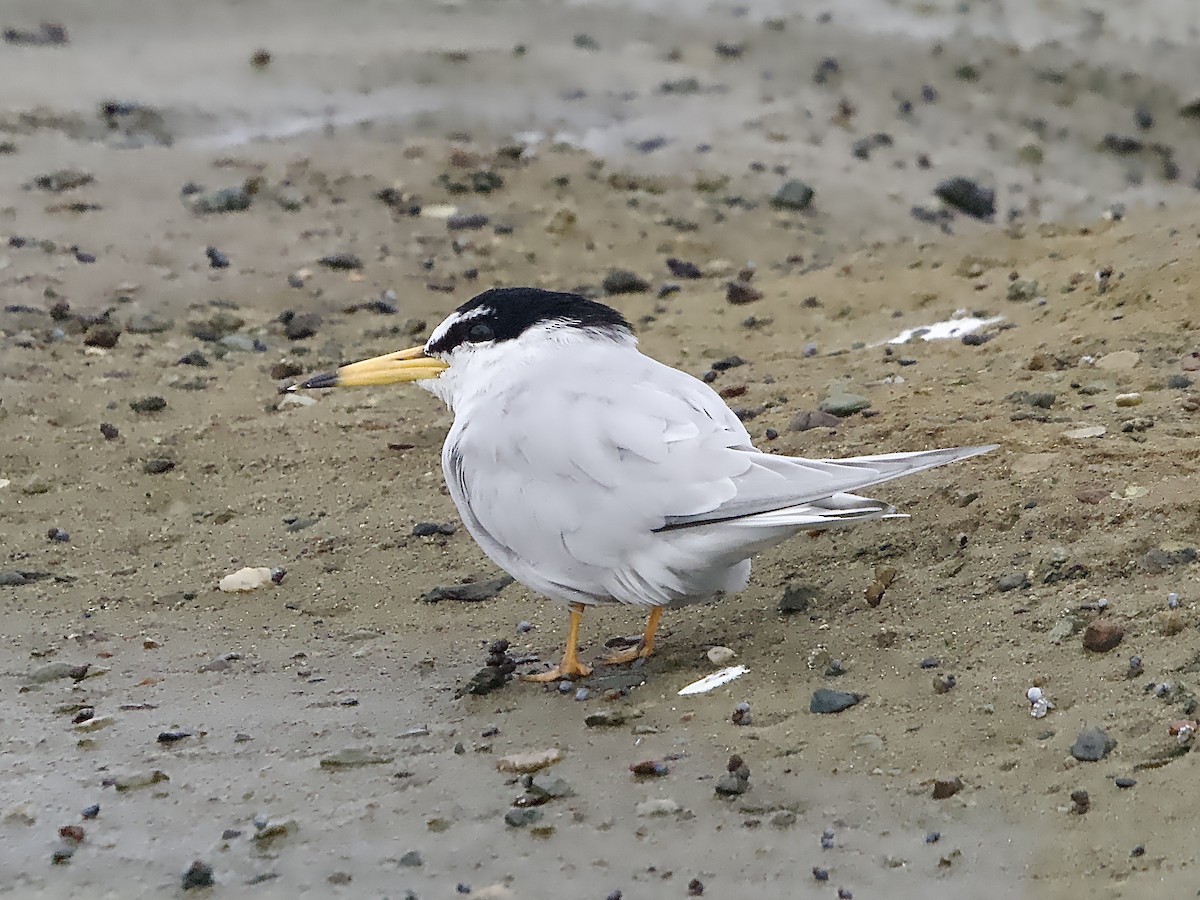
997,572,1029,592
1115,777,1136,789
504,808,542,828
188,311,245,341
714,772,750,796
446,213,490,231
130,395,167,414
47,527,69,543
528,775,575,799
190,186,252,214
177,350,209,367
218,566,274,592
584,709,631,728
157,730,192,744
125,313,174,334
630,760,670,778
810,689,863,714
933,674,957,694
1070,789,1090,814
205,246,230,269
602,270,651,295
819,388,871,417
788,409,840,431
31,168,93,192
931,776,963,799
934,177,995,219
1095,350,1140,371
666,258,703,279
1071,727,1116,762
83,325,121,349
1114,392,1142,407
770,179,815,211
318,252,363,271
1082,620,1124,653
726,280,763,304
181,861,215,890
81,804,100,819
253,819,297,847
496,748,564,774
284,313,321,341
707,646,736,665
398,850,423,867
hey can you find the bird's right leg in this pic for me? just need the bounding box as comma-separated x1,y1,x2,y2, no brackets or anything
523,602,593,681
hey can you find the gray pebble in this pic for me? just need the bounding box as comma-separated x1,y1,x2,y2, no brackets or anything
602,269,651,295
504,807,543,828
770,179,815,211
810,689,863,714
1070,727,1116,762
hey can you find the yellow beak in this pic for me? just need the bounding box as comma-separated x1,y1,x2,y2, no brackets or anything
294,345,448,390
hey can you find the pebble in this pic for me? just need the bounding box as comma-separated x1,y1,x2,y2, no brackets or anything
218,566,274,592
81,805,100,819
602,270,651,295
666,258,702,279
788,410,840,431
181,861,215,890
504,808,542,828
726,280,763,304
188,311,245,341
177,350,209,367
934,177,995,219
318,252,363,270
527,775,574,800
1095,349,1140,371
412,522,456,537
190,186,252,214
1070,789,1090,814
1115,777,1136,789
130,395,166,414
630,760,669,778
810,689,863,714
253,818,297,847
770,179,815,211
707,646,736,665
818,390,870,417
1070,727,1116,762
1114,392,1142,407
47,527,69,543
446,213,490,231
205,246,230,269
812,868,829,882
125,312,173,334
83,324,121,348
495,748,564,774
732,701,752,725
997,572,1029,592
283,312,321,341
1082,619,1124,652
398,850,423,867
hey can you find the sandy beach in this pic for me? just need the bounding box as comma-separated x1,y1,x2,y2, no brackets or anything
2,1,1200,898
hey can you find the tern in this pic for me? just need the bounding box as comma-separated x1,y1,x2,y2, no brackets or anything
297,287,995,681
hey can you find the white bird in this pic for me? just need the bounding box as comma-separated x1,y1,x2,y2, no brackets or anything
298,287,995,681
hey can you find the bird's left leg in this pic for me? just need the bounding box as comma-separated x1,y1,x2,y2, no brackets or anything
523,602,593,681
600,607,663,666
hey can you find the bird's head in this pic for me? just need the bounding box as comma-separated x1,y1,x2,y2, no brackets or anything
291,287,634,409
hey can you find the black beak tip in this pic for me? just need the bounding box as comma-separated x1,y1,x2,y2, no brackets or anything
293,371,339,391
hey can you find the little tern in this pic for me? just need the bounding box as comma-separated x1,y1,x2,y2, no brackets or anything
297,287,995,681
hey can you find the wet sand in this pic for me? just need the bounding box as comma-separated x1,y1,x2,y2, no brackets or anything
2,2,1200,898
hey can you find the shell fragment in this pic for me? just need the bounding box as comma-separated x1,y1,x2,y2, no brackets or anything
678,665,749,696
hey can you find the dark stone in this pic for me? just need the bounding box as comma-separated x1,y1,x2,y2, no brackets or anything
770,179,815,211
83,325,121,349
714,772,750,796
318,253,363,271
177,350,209,367
1082,620,1124,653
284,313,321,341
1140,546,1197,574
997,572,1029,592
810,689,863,714
100,423,120,440
779,583,819,615
157,730,193,743
421,576,513,603
1070,727,1116,762
1115,777,1136,789
412,522,456,537
666,258,703,279
446,213,490,231
188,311,244,341
1100,134,1144,155
504,808,543,828
934,177,995,220
190,186,252,214
205,246,230,268
181,860,215,890
726,280,763,304
788,409,840,432
143,459,176,475
130,396,167,414
1167,375,1193,389
602,269,651,295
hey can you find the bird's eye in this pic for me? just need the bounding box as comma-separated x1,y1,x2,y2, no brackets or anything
466,322,495,343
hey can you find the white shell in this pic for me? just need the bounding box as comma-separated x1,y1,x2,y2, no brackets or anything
677,665,749,696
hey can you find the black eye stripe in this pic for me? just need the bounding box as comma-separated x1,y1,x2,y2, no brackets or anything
425,287,632,355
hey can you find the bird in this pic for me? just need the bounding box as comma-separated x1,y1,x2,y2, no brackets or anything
295,287,996,682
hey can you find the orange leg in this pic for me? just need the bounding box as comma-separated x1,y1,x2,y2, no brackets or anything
523,603,593,682
601,607,663,666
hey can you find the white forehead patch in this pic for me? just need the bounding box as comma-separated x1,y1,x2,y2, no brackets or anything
424,305,493,352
